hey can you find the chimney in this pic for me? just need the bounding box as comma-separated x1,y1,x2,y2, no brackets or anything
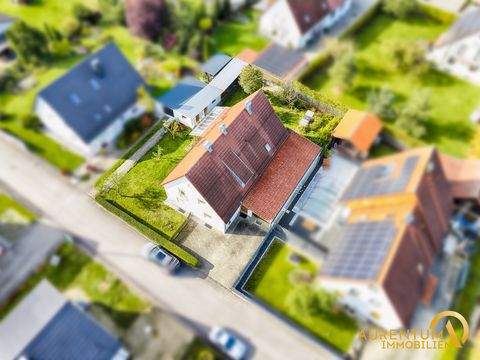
245,100,253,115
219,123,228,135
203,140,213,153
90,58,104,78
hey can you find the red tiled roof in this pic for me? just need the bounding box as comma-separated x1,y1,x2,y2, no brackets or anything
286,0,333,34
185,91,289,223
243,131,320,221
333,110,382,153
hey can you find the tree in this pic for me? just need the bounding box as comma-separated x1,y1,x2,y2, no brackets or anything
137,85,155,114
367,87,396,120
125,0,167,40
469,129,480,158
324,38,355,58
99,0,125,25
391,41,426,73
239,65,263,94
383,0,418,19
72,3,102,25
280,82,299,108
6,21,49,65
165,120,182,139
328,50,356,93
21,114,43,131
285,285,336,318
396,89,430,138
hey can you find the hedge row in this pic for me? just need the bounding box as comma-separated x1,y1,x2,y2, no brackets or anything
96,196,199,267
419,3,457,24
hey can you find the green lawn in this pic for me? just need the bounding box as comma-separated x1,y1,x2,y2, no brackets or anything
100,130,193,240
245,240,357,353
0,242,149,328
211,9,268,56
303,11,480,157
0,192,36,222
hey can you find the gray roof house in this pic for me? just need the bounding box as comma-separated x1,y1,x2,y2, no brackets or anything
200,53,232,80
157,56,246,130
427,8,480,85
0,280,128,360
35,42,145,156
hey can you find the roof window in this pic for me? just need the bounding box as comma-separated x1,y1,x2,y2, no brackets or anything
69,93,81,106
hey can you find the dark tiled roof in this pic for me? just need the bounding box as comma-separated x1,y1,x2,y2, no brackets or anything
38,43,144,143
201,53,232,77
186,92,289,222
158,76,206,111
243,130,320,221
23,303,123,360
253,44,307,80
286,0,331,34
436,9,480,47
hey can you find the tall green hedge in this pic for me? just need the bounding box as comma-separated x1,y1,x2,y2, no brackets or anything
96,196,199,267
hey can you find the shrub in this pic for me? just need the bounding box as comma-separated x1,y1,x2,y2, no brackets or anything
382,0,418,19
0,68,21,92
239,65,263,94
367,87,396,120
21,114,43,132
6,21,49,66
396,89,430,138
328,50,356,93
72,3,102,25
96,196,199,267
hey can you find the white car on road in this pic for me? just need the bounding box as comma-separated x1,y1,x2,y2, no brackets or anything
209,326,248,360
142,242,180,273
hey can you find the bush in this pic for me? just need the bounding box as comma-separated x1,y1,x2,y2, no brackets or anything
382,0,418,19
239,65,263,94
96,196,199,267
72,3,102,25
396,89,430,138
0,68,21,93
367,87,396,120
6,21,49,66
21,114,43,132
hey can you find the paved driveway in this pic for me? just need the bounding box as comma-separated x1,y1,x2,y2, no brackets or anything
0,132,340,360
177,217,267,288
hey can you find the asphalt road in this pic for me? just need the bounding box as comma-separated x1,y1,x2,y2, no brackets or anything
0,134,339,360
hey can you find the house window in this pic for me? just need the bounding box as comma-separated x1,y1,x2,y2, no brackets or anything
178,189,186,197
198,198,205,205
69,93,81,105
164,107,174,117
348,288,359,296
264,143,272,152
204,212,211,219
89,78,100,90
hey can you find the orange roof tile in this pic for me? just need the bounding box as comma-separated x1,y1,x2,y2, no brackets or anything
243,131,320,221
161,91,261,185
333,110,382,153
236,48,259,64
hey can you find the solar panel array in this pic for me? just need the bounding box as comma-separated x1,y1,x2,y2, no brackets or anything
321,220,397,280
342,155,419,200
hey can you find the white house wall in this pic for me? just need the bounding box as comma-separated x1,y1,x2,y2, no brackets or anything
164,177,233,233
259,0,302,48
35,97,144,157
318,279,404,329
427,33,480,85
260,0,352,48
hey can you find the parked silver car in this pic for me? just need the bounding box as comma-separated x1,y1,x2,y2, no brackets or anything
142,242,180,273
209,326,248,360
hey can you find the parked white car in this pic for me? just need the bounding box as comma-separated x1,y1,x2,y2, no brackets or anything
142,242,180,273
209,327,248,360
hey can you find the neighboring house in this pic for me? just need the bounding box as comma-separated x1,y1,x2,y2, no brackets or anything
259,0,352,48
200,53,232,81
35,43,145,157
427,8,480,85
440,154,480,209
0,13,14,54
162,91,321,233
158,56,247,129
333,109,383,158
0,280,128,360
318,147,453,329
237,44,308,82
